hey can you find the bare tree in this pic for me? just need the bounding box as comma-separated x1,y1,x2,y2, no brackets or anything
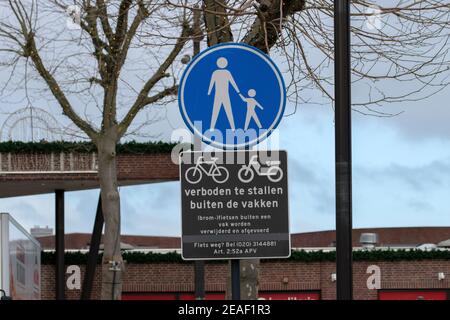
0,0,448,300
0,0,192,300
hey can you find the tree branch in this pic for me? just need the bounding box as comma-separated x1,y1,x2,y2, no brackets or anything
203,0,234,46
117,0,150,71
118,23,191,137
113,0,133,57
96,0,115,44
82,3,111,82
26,33,98,140
241,0,306,53
51,0,111,82
141,85,179,107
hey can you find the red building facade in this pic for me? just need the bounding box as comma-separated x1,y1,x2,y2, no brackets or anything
40,256,450,300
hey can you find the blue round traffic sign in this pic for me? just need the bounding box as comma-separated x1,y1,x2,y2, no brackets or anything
178,43,286,149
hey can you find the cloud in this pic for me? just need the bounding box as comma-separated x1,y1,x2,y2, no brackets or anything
355,158,450,193
289,157,335,215
352,85,450,142
408,199,435,213
64,190,99,233
352,156,450,228
120,182,181,236
0,194,54,231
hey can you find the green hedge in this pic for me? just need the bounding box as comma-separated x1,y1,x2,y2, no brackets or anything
274,249,450,263
41,251,187,265
41,249,450,265
0,141,177,154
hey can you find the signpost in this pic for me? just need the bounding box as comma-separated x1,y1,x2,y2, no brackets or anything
180,151,290,260
178,42,288,300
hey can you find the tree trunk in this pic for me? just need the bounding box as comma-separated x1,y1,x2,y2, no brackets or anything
97,129,123,300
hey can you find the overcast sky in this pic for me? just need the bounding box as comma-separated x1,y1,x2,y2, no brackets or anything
1,85,449,237
0,4,449,237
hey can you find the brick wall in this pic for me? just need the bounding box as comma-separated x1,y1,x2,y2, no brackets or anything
0,152,178,184
41,260,450,300
116,154,178,181
41,264,102,300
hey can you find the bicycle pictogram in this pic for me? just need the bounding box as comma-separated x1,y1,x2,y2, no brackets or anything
185,156,229,184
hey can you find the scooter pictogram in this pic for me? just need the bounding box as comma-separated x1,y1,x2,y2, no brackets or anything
238,155,283,183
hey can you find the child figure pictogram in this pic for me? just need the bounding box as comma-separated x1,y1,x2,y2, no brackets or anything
239,89,264,130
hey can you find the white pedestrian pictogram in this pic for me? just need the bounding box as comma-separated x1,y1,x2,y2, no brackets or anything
238,155,283,183
185,156,229,184
208,57,241,130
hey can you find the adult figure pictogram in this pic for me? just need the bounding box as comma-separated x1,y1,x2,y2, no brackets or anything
207,57,240,130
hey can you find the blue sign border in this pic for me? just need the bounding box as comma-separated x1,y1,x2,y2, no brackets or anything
178,43,286,149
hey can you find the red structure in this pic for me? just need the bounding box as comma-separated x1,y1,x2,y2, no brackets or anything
39,254,450,300
37,227,450,300
0,152,177,197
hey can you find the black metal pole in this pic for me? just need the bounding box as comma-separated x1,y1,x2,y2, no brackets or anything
55,189,65,300
192,6,207,302
81,195,104,300
334,0,353,300
194,261,205,300
231,260,240,300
